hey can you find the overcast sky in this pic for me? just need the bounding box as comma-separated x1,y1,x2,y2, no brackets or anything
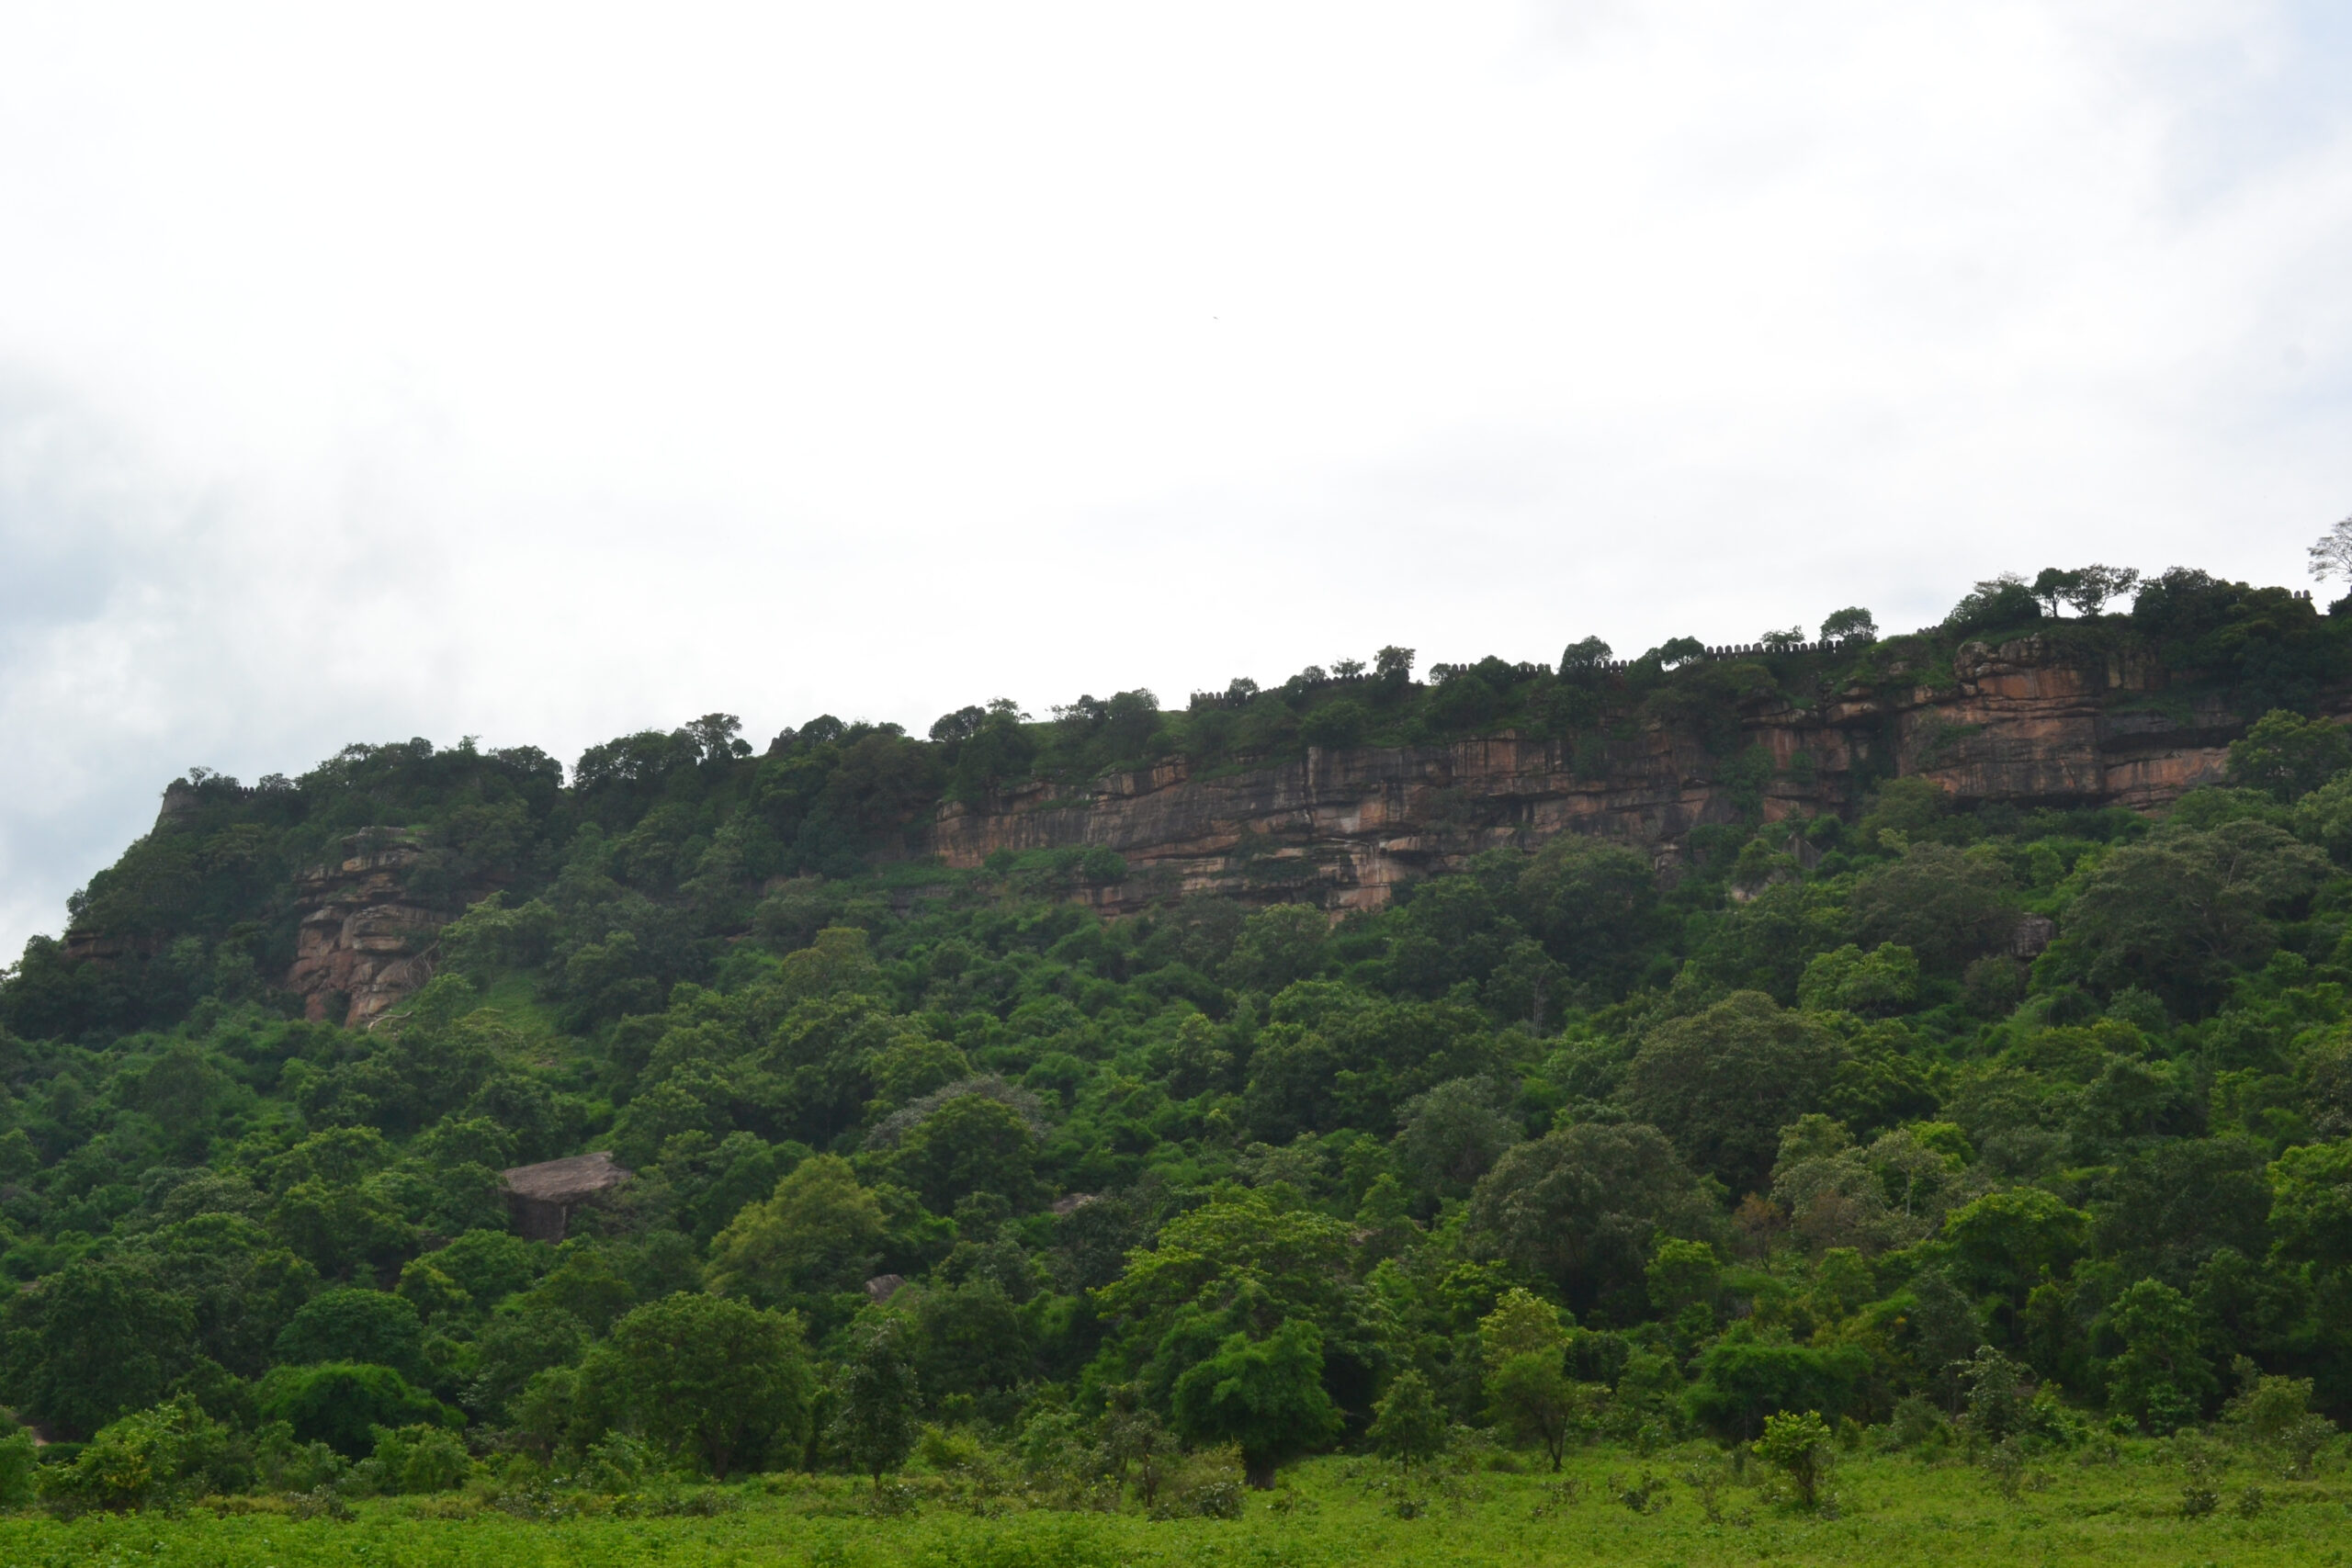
3,1,2348,957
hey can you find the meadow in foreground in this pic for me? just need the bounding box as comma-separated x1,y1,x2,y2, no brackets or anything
3,1438,2347,1568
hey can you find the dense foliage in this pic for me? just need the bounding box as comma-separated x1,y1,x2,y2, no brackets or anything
1,565,2349,1514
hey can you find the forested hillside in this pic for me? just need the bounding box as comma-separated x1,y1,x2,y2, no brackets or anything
0,563,2348,1510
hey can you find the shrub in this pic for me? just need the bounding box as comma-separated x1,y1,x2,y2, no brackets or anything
38,1397,238,1514
1753,1409,1834,1508
0,1423,37,1508
254,1363,456,1461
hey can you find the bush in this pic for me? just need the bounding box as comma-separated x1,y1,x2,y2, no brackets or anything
38,1397,239,1514
1947,576,2042,636
0,1424,36,1508
351,1423,472,1495
254,1363,456,1461
1686,1339,1867,1440
1753,1409,1834,1508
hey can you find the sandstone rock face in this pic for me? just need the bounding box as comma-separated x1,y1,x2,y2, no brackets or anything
925,636,2257,915
286,831,444,1027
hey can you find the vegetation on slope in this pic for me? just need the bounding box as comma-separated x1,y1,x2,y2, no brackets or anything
0,563,2348,1521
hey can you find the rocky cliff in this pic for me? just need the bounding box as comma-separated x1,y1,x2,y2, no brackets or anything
925,635,2266,916
285,831,444,1027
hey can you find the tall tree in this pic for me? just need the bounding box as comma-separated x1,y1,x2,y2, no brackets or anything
830,1316,920,1493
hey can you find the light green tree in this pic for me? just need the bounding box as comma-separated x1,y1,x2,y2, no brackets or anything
1753,1408,1834,1508
1477,1287,1588,1472
707,1154,888,1303
1367,1369,1449,1483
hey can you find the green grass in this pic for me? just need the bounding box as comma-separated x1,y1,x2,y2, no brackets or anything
5,1444,2348,1568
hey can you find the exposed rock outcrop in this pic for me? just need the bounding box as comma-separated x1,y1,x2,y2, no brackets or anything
503,1151,633,1242
925,636,2261,915
286,831,444,1027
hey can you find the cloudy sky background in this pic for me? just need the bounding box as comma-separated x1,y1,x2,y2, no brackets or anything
3,0,2348,957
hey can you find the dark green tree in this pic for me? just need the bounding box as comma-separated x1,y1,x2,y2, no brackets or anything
1469,1122,1710,1317
890,1093,1039,1214
1623,992,1844,1196
272,1287,428,1381
1170,1318,1343,1488
254,1362,454,1460
830,1316,920,1492
0,1258,197,1438
583,1292,811,1479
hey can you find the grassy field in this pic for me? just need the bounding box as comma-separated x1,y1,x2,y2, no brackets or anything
3,1441,2348,1568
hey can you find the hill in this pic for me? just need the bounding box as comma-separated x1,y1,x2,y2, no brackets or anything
0,562,2346,1514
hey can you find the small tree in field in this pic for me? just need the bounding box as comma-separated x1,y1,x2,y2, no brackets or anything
1754,1409,1834,1508
1170,1319,1343,1488
830,1317,919,1495
1479,1286,1587,1472
1368,1370,1449,1483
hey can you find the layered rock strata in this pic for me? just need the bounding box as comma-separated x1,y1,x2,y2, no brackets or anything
925,636,2255,916
286,831,444,1027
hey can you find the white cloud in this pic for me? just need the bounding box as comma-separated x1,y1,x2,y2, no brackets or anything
0,1,2347,954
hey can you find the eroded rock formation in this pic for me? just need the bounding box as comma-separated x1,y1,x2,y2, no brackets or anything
925,635,2258,916
503,1151,632,1242
286,831,443,1027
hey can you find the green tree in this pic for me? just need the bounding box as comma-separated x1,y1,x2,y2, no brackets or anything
425,1222,543,1316
38,1396,235,1514
1170,1318,1343,1488
0,1421,34,1509
911,1277,1034,1403
1797,943,1919,1016
1957,1345,2030,1442
1367,1368,1449,1481
361,1424,473,1495
1516,835,1663,993
1819,607,1876,642
2064,822,2328,1010
273,1286,428,1380
1623,992,1845,1195
707,1153,887,1303
1947,575,2042,634
1479,1287,1581,1471
1094,1186,1356,1348
268,1177,419,1280
2227,709,2352,802
1752,1408,1834,1508
2267,1138,2352,1269
2102,1279,2214,1433
1941,1188,2090,1303
1645,1237,1722,1316
2222,1363,2335,1479
1393,1076,1521,1202
0,1257,198,1438
891,1093,1040,1214
254,1362,454,1460
1847,844,2019,975
831,1315,920,1492
1469,1122,1710,1316
1686,1338,1866,1441
583,1292,811,1479
1222,903,1330,992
